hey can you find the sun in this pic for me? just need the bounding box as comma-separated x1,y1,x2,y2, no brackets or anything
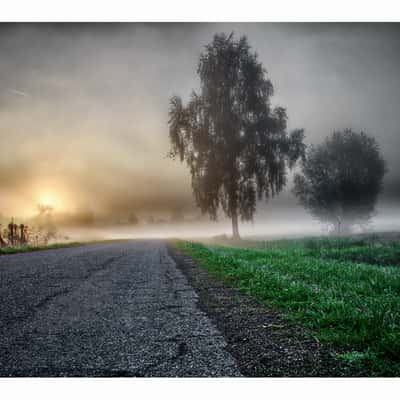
37,193,63,211
29,180,72,217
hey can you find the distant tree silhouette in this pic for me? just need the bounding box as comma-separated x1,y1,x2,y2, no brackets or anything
293,129,387,234
36,203,57,243
0,225,6,247
168,33,305,238
129,212,139,225
37,203,53,215
170,209,184,224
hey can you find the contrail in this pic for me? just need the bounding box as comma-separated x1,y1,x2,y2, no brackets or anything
8,88,30,97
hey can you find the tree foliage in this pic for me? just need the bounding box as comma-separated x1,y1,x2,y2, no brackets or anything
293,129,387,233
168,33,305,237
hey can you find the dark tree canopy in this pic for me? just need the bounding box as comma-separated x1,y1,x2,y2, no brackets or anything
168,33,305,238
293,129,387,234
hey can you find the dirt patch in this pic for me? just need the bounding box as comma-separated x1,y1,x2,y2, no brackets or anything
169,246,365,377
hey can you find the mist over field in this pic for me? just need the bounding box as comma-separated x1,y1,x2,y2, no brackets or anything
2,18,400,379
1,23,400,238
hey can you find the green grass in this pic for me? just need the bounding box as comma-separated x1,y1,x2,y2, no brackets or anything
309,245,400,267
0,242,83,255
207,235,400,267
174,239,400,376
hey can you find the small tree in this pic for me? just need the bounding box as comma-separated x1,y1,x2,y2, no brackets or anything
170,209,184,224
128,213,139,225
35,203,57,244
168,33,305,238
293,129,387,234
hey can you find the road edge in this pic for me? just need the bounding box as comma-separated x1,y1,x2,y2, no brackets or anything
168,244,363,377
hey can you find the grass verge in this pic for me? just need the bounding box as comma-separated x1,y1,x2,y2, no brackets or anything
0,242,84,255
0,239,138,256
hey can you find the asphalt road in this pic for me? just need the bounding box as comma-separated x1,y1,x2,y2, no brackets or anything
0,240,240,376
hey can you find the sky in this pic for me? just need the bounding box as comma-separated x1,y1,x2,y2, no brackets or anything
0,23,399,236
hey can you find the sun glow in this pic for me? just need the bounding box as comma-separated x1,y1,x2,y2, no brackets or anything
23,179,75,218
38,194,61,209
37,192,65,212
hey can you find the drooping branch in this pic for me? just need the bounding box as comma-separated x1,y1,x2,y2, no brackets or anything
168,33,305,236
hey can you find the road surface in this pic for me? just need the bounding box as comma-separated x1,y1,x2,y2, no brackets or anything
0,240,240,376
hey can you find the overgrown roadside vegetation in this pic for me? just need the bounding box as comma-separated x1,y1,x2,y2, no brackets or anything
0,239,139,256
173,237,400,376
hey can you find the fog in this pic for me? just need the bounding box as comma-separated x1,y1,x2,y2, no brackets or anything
1,23,399,238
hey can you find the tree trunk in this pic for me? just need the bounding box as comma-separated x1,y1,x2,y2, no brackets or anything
231,211,240,240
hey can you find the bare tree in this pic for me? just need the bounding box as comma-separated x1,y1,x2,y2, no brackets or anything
35,203,57,244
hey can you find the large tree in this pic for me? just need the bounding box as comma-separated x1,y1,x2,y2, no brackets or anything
293,129,387,234
168,33,305,238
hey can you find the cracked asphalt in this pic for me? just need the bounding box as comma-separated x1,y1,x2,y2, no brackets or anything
0,240,240,376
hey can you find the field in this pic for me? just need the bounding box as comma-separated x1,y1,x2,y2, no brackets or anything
174,234,400,376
